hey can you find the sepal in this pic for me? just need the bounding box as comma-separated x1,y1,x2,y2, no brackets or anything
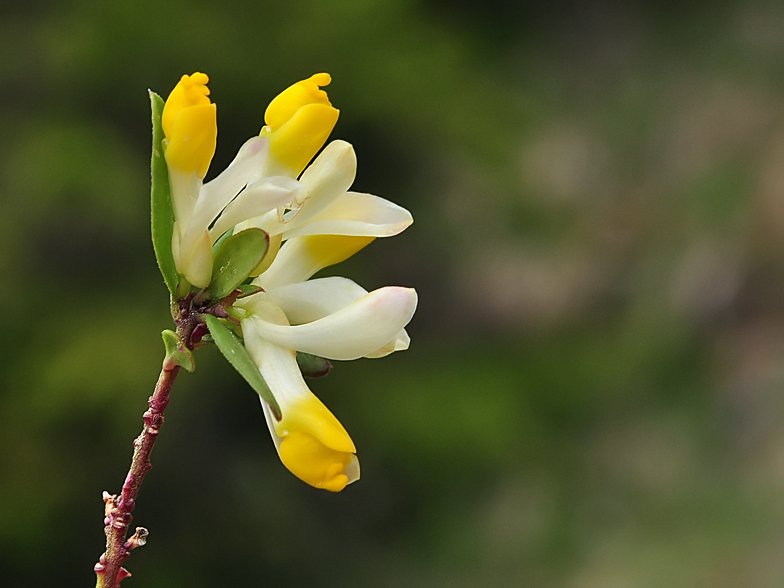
203,229,269,301
296,352,332,378
212,227,233,253
149,91,180,296
235,284,263,297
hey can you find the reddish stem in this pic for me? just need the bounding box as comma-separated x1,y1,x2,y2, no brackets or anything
94,357,181,588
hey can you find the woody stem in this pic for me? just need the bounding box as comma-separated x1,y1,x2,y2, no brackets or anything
94,356,180,588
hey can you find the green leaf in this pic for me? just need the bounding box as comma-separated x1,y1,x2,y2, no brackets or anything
204,229,269,301
204,314,281,419
296,352,332,378
149,90,179,296
161,330,195,372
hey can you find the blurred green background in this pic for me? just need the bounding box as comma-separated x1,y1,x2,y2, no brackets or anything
4,0,784,586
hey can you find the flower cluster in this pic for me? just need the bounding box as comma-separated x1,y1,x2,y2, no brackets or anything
161,73,416,491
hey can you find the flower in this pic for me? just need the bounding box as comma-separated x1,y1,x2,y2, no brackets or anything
239,234,417,491
162,72,417,490
162,73,301,288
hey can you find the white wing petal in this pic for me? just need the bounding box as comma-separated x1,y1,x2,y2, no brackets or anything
249,287,418,360
364,329,411,358
263,277,411,358
283,192,413,239
264,277,369,324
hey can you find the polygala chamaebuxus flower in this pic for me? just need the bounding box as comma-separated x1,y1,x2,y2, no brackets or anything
162,72,299,288
160,72,417,491
239,234,416,491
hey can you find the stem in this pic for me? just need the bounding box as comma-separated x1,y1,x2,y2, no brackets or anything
94,356,181,588
93,296,209,586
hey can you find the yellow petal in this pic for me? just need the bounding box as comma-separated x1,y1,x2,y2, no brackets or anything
262,74,339,177
279,431,353,492
243,324,360,492
276,392,356,492
162,73,212,140
164,103,217,178
304,234,375,269
162,73,217,178
254,234,375,290
264,73,333,130
280,391,356,453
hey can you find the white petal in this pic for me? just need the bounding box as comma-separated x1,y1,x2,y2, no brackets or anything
256,140,357,236
344,455,360,486
249,287,418,360
168,168,202,230
210,176,300,239
284,141,357,224
364,329,410,358
251,237,313,289
253,278,413,358
171,220,183,274
235,208,278,235
181,229,213,288
244,327,308,454
244,318,310,406
264,277,370,324
283,192,413,239
180,137,269,257
244,318,358,456
260,395,283,454
254,342,359,487
297,141,356,205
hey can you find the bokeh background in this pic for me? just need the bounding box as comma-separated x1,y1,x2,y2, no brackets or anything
4,0,784,586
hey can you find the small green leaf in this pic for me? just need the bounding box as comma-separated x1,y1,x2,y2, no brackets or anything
150,91,179,296
296,352,332,378
204,314,281,418
161,330,195,372
204,229,269,301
